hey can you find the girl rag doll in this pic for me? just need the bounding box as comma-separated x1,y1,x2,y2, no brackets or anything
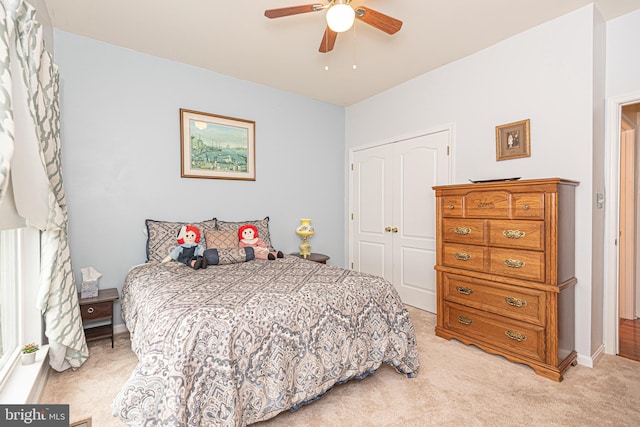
238,224,283,260
162,225,208,269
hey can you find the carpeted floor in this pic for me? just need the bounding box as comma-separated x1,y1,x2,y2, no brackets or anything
40,307,640,426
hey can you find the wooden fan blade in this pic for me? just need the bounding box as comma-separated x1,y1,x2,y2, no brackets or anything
265,4,324,19
319,27,337,53
355,6,402,34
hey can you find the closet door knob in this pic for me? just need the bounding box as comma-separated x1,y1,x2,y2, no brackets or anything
385,227,392,232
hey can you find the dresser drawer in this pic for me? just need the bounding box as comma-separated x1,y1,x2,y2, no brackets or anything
488,220,544,251
80,300,112,322
464,191,511,219
442,219,485,244
443,243,485,271
513,193,544,219
488,248,545,282
442,273,546,325
443,303,545,362
442,196,463,217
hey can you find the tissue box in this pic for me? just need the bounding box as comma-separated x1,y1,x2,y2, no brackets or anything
81,280,99,299
80,266,102,299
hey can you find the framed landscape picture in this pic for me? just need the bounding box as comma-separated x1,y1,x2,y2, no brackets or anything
180,109,256,180
496,119,530,161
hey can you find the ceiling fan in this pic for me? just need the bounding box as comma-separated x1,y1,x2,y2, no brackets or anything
264,0,402,53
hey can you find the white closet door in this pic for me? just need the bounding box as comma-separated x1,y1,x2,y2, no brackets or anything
392,131,450,312
352,145,393,281
351,129,450,313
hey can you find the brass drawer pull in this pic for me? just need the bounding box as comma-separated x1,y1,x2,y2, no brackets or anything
505,330,527,342
523,204,530,210
503,230,525,239
456,286,474,295
456,315,473,325
448,205,455,210
505,297,527,307
87,307,95,314
454,227,471,235
454,252,471,261
504,259,525,268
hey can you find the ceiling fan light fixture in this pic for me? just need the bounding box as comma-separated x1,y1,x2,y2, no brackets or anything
326,3,355,33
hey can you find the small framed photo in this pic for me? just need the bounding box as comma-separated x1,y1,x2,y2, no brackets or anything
180,109,256,180
495,119,530,161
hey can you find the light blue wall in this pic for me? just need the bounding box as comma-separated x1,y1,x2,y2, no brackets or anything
54,30,345,327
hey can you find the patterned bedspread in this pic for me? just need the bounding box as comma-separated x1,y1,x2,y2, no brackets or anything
112,255,419,426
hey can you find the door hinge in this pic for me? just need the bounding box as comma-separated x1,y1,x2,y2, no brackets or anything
351,163,354,171
351,262,354,269
351,213,354,220
447,146,450,155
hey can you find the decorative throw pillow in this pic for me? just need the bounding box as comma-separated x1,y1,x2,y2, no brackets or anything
204,247,255,265
204,230,239,249
145,219,217,263
217,217,274,251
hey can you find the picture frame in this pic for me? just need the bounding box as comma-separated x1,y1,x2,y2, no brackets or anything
495,119,530,161
180,109,256,180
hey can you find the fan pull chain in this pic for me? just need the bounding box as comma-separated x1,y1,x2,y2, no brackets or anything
352,21,357,70
324,26,330,71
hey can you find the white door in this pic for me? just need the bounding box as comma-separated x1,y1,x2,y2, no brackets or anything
351,129,450,313
391,132,450,312
352,145,393,281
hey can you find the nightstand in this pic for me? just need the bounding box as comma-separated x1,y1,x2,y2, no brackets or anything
78,288,119,348
290,253,330,264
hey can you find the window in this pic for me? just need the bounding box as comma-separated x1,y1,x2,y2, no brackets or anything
0,227,41,388
0,229,19,379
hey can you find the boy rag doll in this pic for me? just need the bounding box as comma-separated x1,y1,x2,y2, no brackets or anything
238,224,283,260
162,225,208,269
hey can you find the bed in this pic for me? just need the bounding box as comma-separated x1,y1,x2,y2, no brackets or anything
112,253,419,426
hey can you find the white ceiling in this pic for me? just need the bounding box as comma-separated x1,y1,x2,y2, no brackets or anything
44,0,640,106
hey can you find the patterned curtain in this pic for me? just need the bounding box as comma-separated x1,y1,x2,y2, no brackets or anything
0,0,88,370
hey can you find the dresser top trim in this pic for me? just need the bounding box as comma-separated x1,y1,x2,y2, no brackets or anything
433,178,579,192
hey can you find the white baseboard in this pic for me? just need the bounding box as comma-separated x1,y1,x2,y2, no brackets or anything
114,323,129,335
576,344,606,368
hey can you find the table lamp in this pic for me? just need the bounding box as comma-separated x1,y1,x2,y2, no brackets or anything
295,219,315,259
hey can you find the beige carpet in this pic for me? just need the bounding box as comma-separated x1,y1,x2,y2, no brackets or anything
40,307,640,426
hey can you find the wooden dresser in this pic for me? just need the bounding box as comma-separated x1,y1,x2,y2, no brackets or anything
433,178,578,381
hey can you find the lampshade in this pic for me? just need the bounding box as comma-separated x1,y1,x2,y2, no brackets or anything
295,219,315,238
326,3,355,33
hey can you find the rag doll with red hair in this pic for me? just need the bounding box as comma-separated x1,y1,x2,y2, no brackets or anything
162,225,208,269
238,224,283,260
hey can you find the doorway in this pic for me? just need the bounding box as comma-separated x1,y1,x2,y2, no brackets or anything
618,102,640,361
